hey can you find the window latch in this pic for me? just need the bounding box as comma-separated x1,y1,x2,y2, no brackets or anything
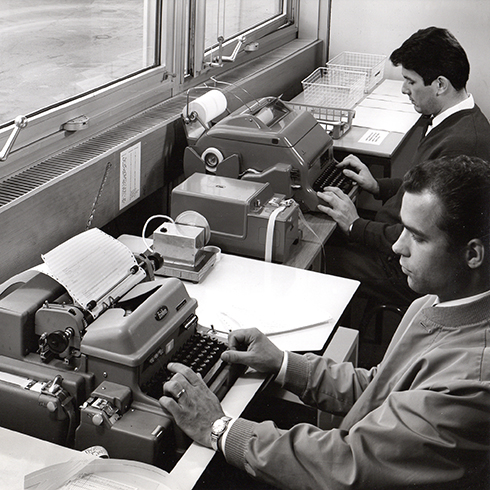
0,115,28,162
62,115,89,132
207,36,247,68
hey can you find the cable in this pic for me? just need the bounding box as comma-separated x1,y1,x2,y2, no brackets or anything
141,214,174,252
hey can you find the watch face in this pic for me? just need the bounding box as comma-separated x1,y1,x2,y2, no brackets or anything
212,419,227,434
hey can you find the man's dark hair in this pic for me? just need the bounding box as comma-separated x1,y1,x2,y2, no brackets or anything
390,27,470,90
403,155,490,249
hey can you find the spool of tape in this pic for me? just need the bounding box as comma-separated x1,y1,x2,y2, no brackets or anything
183,90,227,124
201,147,224,172
175,210,211,244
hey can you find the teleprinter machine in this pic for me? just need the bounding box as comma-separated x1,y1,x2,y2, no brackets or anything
171,173,301,263
0,230,240,471
182,94,340,212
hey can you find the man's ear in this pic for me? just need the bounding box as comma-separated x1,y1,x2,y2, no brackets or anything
434,76,450,96
465,238,485,269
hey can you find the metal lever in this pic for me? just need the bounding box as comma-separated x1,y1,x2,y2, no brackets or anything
0,115,28,161
208,36,246,67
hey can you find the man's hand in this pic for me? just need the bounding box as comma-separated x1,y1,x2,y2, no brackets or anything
338,155,379,196
221,328,284,375
317,186,359,234
159,363,225,448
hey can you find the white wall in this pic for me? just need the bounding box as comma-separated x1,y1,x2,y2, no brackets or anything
328,0,490,117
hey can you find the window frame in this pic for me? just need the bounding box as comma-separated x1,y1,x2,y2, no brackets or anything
194,0,297,78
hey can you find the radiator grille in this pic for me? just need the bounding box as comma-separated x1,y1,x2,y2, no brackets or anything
0,96,186,208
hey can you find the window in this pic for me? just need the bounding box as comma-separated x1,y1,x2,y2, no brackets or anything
188,0,294,78
0,0,297,175
0,0,160,125
205,0,285,48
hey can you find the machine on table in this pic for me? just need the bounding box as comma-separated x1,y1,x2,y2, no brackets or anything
171,173,300,264
0,229,240,471
182,92,355,212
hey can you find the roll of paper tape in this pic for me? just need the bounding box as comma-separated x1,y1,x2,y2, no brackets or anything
183,90,227,124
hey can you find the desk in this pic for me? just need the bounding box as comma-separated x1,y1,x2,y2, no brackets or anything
168,253,359,489
332,79,420,174
291,79,420,174
1,249,359,490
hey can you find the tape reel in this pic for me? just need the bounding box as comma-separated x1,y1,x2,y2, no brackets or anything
201,147,223,172
175,210,211,244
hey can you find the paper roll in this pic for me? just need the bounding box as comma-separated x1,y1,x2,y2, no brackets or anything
255,106,275,126
183,90,227,124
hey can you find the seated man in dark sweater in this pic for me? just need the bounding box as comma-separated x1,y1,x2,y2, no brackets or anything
317,26,490,308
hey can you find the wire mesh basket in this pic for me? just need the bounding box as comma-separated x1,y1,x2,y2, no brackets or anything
301,67,366,110
327,52,387,93
287,102,355,139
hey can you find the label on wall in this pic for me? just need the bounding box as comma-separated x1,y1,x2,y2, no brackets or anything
119,142,141,210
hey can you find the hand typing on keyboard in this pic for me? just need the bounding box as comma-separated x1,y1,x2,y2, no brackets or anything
317,185,359,235
317,155,382,235
336,155,380,196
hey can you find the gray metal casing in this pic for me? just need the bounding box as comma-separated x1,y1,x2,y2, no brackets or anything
171,174,300,263
183,96,335,211
0,272,202,466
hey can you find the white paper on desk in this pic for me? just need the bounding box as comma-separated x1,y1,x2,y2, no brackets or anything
359,97,415,113
358,129,389,145
353,106,419,133
214,306,333,338
41,229,145,311
25,458,182,490
371,79,406,98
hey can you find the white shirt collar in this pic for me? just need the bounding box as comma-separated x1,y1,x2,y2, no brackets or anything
435,288,490,307
427,94,474,133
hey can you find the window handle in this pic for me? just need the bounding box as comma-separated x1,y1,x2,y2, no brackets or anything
0,115,28,162
208,36,246,67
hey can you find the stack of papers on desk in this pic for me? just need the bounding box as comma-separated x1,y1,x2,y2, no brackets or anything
25,458,182,490
353,79,420,133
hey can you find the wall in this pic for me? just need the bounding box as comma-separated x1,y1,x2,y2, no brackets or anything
328,0,490,117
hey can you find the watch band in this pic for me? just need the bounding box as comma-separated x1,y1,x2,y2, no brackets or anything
210,416,232,452
348,220,356,237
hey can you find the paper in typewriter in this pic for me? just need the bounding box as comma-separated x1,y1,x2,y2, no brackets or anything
41,228,145,313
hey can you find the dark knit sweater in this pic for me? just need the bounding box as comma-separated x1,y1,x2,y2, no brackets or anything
349,104,490,255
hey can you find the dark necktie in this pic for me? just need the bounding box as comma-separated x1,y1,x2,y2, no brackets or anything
420,115,433,139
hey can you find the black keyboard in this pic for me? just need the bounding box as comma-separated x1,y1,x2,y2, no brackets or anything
143,332,230,400
313,161,355,194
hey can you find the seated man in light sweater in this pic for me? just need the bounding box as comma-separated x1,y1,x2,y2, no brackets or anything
317,26,490,308
159,155,490,490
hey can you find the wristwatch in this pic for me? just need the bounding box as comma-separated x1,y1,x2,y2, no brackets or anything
210,416,232,452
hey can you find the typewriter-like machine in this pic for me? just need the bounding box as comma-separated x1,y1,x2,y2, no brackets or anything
0,229,239,470
172,89,357,266
182,90,356,213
